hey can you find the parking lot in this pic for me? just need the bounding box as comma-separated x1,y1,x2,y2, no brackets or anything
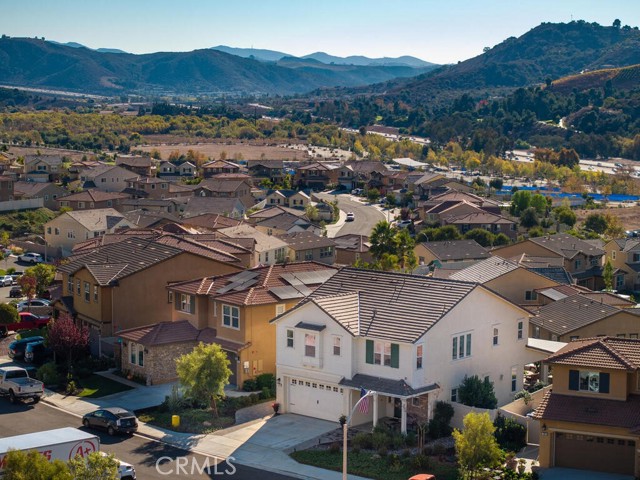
1,255,31,304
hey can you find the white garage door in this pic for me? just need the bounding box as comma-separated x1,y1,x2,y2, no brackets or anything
288,378,344,421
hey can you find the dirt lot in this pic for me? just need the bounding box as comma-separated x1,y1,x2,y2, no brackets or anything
2,146,89,161
137,141,312,161
575,205,640,231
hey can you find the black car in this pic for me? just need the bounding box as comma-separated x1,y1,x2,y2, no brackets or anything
82,407,138,435
9,286,22,298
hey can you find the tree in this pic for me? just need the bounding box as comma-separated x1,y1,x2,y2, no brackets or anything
453,412,502,479
509,190,531,216
463,228,494,247
47,313,89,372
2,449,72,480
395,228,417,271
385,192,396,207
520,207,539,229
175,342,232,416
17,273,37,305
613,18,621,29
68,451,119,480
457,375,497,409
530,194,548,215
492,233,510,246
554,206,577,228
603,260,614,292
366,188,380,204
584,213,608,234
305,204,319,222
25,263,55,297
488,178,503,192
369,221,398,260
0,303,18,325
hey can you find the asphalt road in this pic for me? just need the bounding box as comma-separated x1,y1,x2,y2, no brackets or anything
1,255,32,304
316,192,386,237
0,400,296,479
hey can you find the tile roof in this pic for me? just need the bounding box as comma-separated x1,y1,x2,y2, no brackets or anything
420,240,490,262
444,211,515,225
530,294,624,335
12,181,57,195
116,156,152,167
58,189,130,202
198,177,250,193
527,267,573,284
169,261,339,306
544,336,640,370
277,231,336,250
332,234,370,253
248,206,307,220
533,391,640,432
426,190,500,206
301,268,479,343
529,233,605,259
182,197,244,217
218,224,288,252
202,160,241,169
65,208,130,231
312,292,360,335
509,254,566,268
579,292,637,308
181,214,243,230
256,213,313,231
450,256,520,283
339,374,439,397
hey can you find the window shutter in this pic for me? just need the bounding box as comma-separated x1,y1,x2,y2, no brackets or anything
568,369,579,391
390,343,400,368
599,372,610,394
365,340,374,364
190,295,195,314
174,294,179,310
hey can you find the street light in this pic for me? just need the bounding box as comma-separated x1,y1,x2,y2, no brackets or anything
342,390,376,480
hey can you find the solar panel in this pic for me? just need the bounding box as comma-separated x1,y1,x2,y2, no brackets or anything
233,279,258,291
227,270,260,283
269,286,306,300
280,273,304,286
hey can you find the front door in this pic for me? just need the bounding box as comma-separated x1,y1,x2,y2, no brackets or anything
225,351,237,387
394,398,402,418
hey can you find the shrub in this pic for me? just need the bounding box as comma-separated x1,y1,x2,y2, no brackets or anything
161,385,189,412
428,401,454,439
457,375,498,409
377,446,387,458
249,393,260,404
36,361,61,386
328,442,340,454
494,414,527,452
412,453,432,470
260,387,272,399
352,432,373,450
242,379,258,392
255,373,275,391
372,431,391,450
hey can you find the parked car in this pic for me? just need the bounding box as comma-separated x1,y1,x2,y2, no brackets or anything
0,313,50,337
396,219,412,229
1,275,13,287
17,298,51,312
7,336,45,360
17,252,43,264
0,366,44,404
24,340,53,364
345,212,355,222
9,286,22,298
99,452,137,480
351,188,363,195
82,407,138,436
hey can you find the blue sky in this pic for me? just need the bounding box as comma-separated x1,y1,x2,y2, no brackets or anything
2,0,638,64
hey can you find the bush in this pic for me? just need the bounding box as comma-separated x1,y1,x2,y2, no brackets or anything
412,453,432,470
494,413,527,452
328,442,340,454
242,379,258,392
372,431,391,450
428,401,454,439
255,373,275,391
260,387,272,399
457,375,498,409
36,361,61,386
377,446,387,458
352,432,373,450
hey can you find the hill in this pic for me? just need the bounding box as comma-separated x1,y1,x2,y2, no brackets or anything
47,40,127,54
0,38,430,96
211,45,289,62
550,64,640,94
301,52,434,68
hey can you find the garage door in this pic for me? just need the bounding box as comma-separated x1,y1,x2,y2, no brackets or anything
288,378,343,421
555,432,635,475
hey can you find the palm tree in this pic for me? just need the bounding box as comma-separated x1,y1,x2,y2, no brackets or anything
369,221,397,260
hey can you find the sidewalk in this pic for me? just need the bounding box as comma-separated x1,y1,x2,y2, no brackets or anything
42,382,369,479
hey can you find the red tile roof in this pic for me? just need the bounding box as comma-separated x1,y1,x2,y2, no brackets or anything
544,337,640,370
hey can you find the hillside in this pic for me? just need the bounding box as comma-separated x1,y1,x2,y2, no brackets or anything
550,64,640,94
0,38,430,96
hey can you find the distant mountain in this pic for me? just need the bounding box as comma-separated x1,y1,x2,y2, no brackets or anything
302,52,434,68
95,48,127,54
47,40,127,54
211,45,290,62
337,21,640,105
0,37,431,96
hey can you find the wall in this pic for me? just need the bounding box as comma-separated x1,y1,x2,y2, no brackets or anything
492,241,557,261
121,341,196,385
44,214,86,254
0,198,43,212
551,364,628,401
450,402,498,431
487,269,558,307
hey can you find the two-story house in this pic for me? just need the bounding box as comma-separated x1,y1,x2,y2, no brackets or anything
217,224,289,266
294,162,340,190
278,231,337,265
442,211,519,241
247,160,285,185
23,155,62,182
264,190,310,210
273,268,546,433
12,181,67,210
415,240,491,267
604,238,640,292
125,177,173,200
193,176,254,209
202,160,242,178
79,165,136,193
533,337,640,477
333,234,373,266
493,234,606,289
57,189,130,211
116,155,154,177
120,262,341,386
254,213,322,237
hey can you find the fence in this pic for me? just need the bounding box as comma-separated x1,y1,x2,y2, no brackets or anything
0,198,43,212
450,402,498,431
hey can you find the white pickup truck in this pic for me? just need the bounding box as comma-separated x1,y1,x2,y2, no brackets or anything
0,366,44,403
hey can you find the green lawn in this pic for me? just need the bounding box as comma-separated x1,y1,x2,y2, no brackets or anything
137,408,234,434
290,449,458,480
77,374,133,398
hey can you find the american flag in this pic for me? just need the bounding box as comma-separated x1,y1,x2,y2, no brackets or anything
358,388,370,414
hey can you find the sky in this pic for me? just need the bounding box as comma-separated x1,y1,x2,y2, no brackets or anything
2,0,639,64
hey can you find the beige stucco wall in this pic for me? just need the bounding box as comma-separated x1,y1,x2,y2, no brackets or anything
492,241,557,260
551,364,628,401
486,269,558,306
45,215,88,253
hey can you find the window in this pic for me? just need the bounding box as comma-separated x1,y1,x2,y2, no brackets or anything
633,253,640,263
365,340,399,368
452,333,472,360
286,329,294,348
416,344,423,369
569,370,610,393
168,291,173,304
47,227,51,234
180,294,193,314
68,276,74,294
84,282,90,302
533,326,540,339
616,275,624,290
304,334,316,358
78,202,85,209
517,321,523,340
320,247,333,258
630,334,639,339
493,328,499,346
511,366,518,392
265,251,269,262
333,336,341,356
580,371,600,392
93,285,98,302
575,259,582,270
525,290,538,301
570,335,579,341
617,333,626,338
375,342,392,366
222,305,239,329
412,397,420,407
611,250,616,260
304,250,313,261
451,388,457,402
76,279,81,295
67,230,75,239
54,227,59,235
276,304,286,316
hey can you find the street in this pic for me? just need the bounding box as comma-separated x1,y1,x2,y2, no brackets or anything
0,400,296,479
315,192,386,237
1,254,33,304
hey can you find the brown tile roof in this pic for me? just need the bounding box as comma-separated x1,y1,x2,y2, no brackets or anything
533,391,640,432
198,178,250,193
248,206,306,221
444,211,515,225
277,231,336,250
58,189,130,203
202,160,241,170
12,181,57,195
333,234,370,253
529,233,605,259
544,336,640,370
182,214,243,230
420,240,490,263
169,262,338,306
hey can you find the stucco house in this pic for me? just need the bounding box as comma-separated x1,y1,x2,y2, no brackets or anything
217,224,289,266
265,189,310,209
533,337,640,477
273,268,548,432
23,155,63,182
333,234,373,266
202,160,242,178
415,240,490,267
278,231,337,265
12,181,67,210
57,189,130,211
79,165,136,193
603,238,640,292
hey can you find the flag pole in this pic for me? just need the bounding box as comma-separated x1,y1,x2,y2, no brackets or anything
343,389,376,480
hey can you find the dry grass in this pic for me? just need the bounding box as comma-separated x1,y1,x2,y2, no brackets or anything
575,205,640,231
137,141,311,161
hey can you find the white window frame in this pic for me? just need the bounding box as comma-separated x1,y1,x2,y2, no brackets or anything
180,293,192,313
276,304,286,316
374,341,392,366
286,329,294,348
452,332,472,360
493,327,499,346
416,344,423,369
511,366,518,392
304,333,316,358
579,370,600,393
222,304,240,329
451,388,458,402
517,321,524,340
333,336,341,356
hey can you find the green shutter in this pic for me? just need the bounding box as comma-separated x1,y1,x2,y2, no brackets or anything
174,293,179,310
365,340,374,364
390,343,399,368
568,369,579,391
190,295,195,314
599,372,610,394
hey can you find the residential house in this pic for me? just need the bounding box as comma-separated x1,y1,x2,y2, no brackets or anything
529,293,640,342
57,189,130,211
450,257,563,308
218,224,289,266
181,196,245,219
333,234,373,266
443,211,518,240
176,161,196,178
533,337,640,477
55,236,244,353
193,176,254,209
115,155,153,177
254,213,322,237
80,165,136,193
265,190,310,210
23,155,62,182
202,160,241,178
44,208,135,256
341,161,388,191
493,234,606,289
415,240,491,267
155,160,196,179
12,181,67,210
604,238,640,292
66,160,103,181
278,231,336,265
273,268,546,432
247,206,307,224
124,177,172,200
116,198,184,215
247,160,284,185
0,175,13,202
122,210,181,229
294,162,340,190
129,262,340,386
181,214,243,232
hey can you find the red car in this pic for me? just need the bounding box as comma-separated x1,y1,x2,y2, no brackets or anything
0,312,50,337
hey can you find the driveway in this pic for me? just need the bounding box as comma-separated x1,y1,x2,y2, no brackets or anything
539,468,634,480
315,192,385,238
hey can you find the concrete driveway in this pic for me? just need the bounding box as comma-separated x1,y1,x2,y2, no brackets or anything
539,468,634,480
